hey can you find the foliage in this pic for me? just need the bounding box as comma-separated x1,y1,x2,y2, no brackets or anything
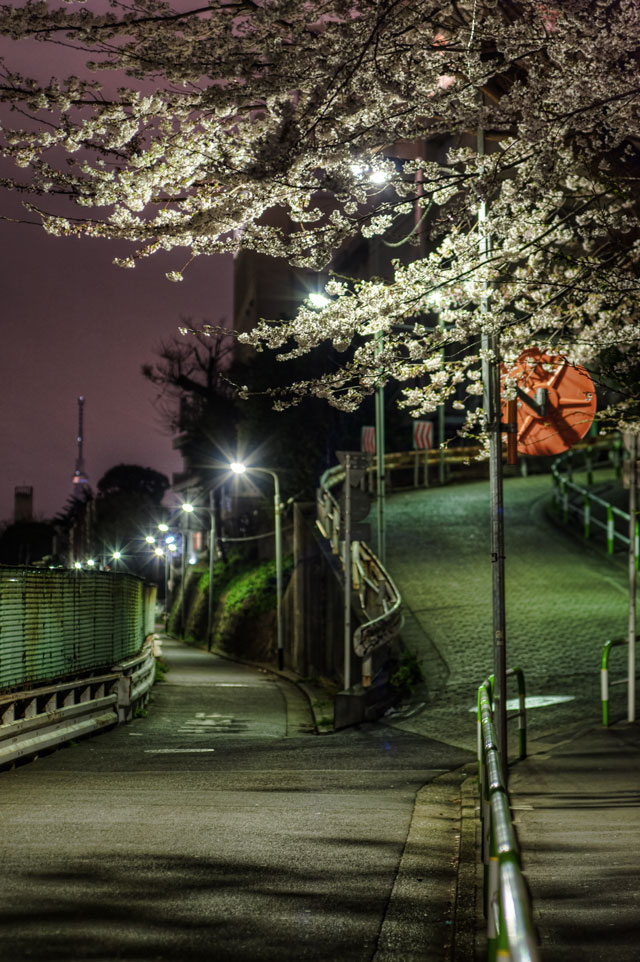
153,657,169,684
0,520,56,566
93,463,170,573
390,649,424,696
97,464,170,503
1,2,639,429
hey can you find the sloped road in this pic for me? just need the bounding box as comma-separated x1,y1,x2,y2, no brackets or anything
385,474,630,750
0,639,472,962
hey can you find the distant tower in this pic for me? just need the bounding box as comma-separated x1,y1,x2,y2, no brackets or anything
72,395,90,490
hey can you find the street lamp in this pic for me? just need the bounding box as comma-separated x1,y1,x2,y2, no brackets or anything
181,499,218,649
230,461,284,670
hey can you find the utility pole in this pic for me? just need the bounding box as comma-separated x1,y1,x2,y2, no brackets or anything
628,431,638,722
478,126,508,773
375,331,386,566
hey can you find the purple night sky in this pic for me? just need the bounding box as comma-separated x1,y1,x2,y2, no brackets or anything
0,7,233,524
1,218,233,523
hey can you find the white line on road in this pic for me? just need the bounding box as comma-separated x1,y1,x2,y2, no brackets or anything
144,749,217,754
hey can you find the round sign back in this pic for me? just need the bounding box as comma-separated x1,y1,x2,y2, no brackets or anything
501,348,596,456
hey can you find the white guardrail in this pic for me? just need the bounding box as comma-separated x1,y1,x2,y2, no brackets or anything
316,463,402,665
0,637,157,766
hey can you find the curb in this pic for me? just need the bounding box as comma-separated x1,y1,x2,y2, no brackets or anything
371,767,477,962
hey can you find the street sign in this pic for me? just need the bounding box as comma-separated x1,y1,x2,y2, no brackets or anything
361,426,376,453
412,420,433,450
501,348,596,456
336,450,371,486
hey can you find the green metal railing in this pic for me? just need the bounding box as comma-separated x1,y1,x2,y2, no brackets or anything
600,637,630,727
477,675,539,962
552,438,638,566
0,568,156,692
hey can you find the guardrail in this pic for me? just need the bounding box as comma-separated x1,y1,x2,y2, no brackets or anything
0,639,156,766
0,567,158,765
477,675,539,962
551,437,638,564
377,445,483,489
317,463,402,677
601,637,630,727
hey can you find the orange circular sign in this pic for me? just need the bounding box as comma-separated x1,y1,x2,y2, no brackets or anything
501,348,596,456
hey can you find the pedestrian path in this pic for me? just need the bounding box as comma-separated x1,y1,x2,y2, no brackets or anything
0,637,472,962
382,471,640,960
508,722,640,962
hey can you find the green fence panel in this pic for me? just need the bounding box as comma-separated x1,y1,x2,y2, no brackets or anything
0,568,154,691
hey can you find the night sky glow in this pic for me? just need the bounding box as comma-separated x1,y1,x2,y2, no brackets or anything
0,5,233,523
1,218,232,523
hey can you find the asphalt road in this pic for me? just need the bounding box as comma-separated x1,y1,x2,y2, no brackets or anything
0,640,472,962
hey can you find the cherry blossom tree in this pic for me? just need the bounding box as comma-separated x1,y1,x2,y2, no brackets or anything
0,0,638,428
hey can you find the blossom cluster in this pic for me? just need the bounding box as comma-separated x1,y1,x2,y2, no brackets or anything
0,0,638,426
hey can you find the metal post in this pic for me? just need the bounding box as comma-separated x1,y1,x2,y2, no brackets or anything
207,496,216,651
479,124,508,775
164,552,169,626
628,433,637,722
180,520,187,635
343,454,352,691
375,331,386,565
273,473,284,671
438,314,446,485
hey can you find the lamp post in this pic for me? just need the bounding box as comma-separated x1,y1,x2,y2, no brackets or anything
181,501,218,649
230,461,284,670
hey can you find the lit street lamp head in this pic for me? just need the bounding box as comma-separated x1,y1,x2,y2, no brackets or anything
230,462,247,475
181,502,195,513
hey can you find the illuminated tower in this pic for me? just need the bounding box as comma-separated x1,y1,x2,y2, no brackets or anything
72,395,90,489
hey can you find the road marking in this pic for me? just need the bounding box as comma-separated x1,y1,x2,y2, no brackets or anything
469,694,575,711
212,683,256,688
144,749,216,754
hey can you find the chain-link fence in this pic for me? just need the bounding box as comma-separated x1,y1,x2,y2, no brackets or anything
0,568,156,691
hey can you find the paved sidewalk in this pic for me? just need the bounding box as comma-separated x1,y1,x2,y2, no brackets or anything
381,472,639,959
508,722,640,961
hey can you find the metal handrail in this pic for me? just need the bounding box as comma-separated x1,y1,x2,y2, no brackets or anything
601,637,629,727
316,463,402,668
551,437,639,565
477,677,540,962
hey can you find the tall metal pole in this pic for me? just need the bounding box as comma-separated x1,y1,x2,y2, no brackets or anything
478,125,508,772
628,432,637,722
375,332,386,565
343,454,352,690
207,497,216,651
180,518,187,636
272,472,284,671
438,314,446,485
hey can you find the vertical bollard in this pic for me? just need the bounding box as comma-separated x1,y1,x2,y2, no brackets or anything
584,493,591,539
601,641,610,727
607,505,615,554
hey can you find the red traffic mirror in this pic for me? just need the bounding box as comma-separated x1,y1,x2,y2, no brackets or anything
501,348,596,456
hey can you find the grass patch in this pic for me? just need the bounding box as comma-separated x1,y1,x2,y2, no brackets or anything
390,648,424,696
154,658,169,683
